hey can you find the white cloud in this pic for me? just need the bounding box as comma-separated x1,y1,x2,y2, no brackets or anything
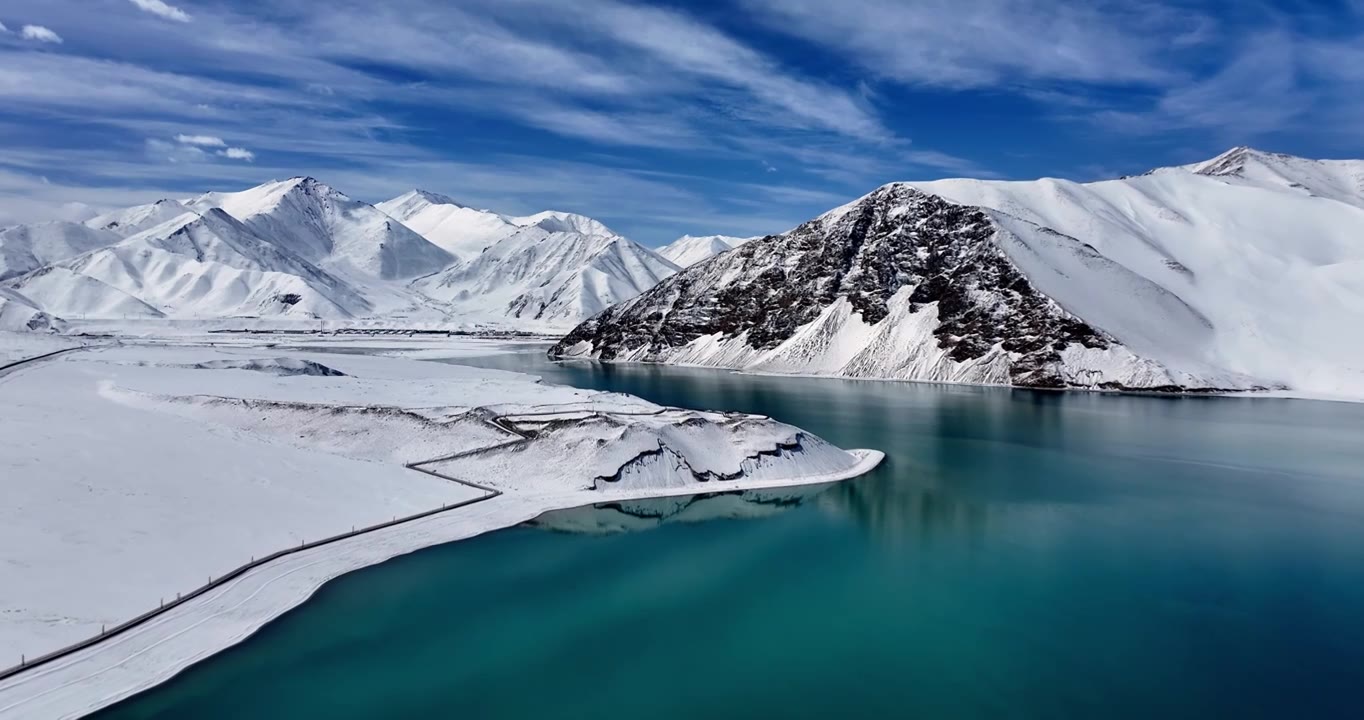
146,137,207,163
174,134,226,147
20,25,62,43
128,0,192,23
0,21,9,33
153,136,254,162
217,147,255,161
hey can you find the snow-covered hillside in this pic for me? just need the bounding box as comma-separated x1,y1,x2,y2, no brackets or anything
554,148,1364,399
413,211,678,324
1182,146,1364,209
0,222,119,281
190,177,453,283
656,234,757,267
0,286,62,331
85,199,193,237
375,190,521,259
7,208,374,320
0,179,677,329
377,190,679,324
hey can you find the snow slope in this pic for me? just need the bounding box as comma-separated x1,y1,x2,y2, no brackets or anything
907,148,1364,396
1182,146,1364,209
5,209,372,320
375,190,521,259
2,179,682,329
555,148,1364,398
656,234,757,267
0,287,63,332
377,189,681,326
84,199,193,237
0,222,118,281
413,212,678,325
190,177,453,282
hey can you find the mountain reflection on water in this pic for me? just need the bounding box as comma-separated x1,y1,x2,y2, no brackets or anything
526,484,834,534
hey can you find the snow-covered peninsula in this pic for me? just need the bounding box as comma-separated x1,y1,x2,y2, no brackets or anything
0,334,880,718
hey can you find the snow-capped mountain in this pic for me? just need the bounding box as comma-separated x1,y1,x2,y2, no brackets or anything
375,190,521,260
553,148,1364,399
85,199,192,237
1182,146,1364,209
412,211,678,324
1,178,678,328
7,208,371,320
0,286,61,331
656,234,756,267
0,222,119,281
190,178,453,283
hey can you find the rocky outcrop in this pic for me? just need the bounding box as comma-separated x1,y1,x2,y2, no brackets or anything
551,184,1259,392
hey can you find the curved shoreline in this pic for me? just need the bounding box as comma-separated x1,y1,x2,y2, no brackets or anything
0,450,882,719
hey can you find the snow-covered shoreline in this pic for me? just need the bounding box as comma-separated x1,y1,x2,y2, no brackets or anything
0,333,882,718
0,458,878,720
554,355,1364,404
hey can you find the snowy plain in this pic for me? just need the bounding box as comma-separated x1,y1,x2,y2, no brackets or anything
0,331,880,718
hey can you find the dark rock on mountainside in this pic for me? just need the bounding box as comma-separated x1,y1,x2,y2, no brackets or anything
551,185,1111,388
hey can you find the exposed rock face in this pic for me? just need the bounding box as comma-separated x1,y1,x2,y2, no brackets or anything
551,185,1255,392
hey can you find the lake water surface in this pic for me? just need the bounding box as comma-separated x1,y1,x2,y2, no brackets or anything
96,353,1364,719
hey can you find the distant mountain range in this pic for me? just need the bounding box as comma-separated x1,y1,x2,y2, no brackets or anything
6,147,1361,399
553,148,1364,399
656,234,756,267
0,179,677,330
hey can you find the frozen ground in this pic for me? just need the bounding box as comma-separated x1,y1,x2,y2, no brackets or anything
0,333,880,718
0,332,85,364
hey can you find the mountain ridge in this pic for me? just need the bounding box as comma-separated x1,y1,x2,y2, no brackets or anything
656,234,757,267
1,177,678,329
553,147,1364,398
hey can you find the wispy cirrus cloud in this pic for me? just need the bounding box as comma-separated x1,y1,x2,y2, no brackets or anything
1,0,1358,244
740,0,1191,88
174,134,225,147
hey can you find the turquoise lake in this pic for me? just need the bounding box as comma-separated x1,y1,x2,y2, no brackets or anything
95,352,1364,719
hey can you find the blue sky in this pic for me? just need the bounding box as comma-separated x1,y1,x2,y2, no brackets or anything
1,0,1361,246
